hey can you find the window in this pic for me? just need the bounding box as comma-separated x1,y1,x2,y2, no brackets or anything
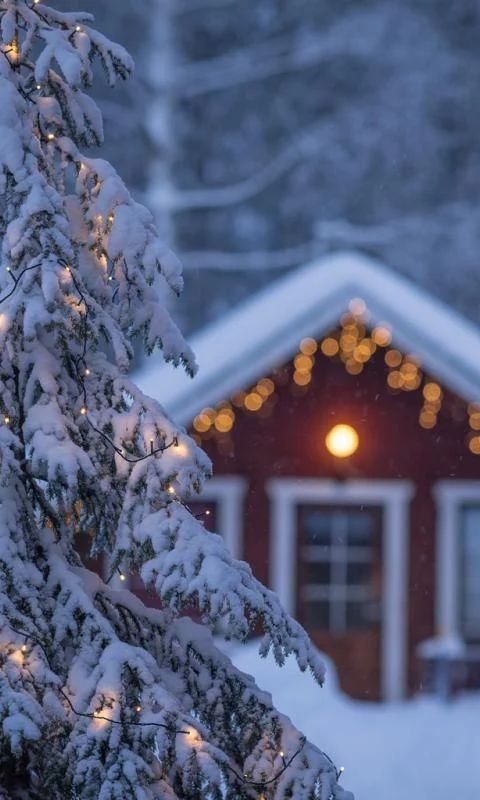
298,504,382,632
460,504,480,641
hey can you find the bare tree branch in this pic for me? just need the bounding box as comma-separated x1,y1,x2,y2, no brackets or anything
154,123,324,210
169,31,365,97
316,219,397,246
180,241,321,271
174,0,237,14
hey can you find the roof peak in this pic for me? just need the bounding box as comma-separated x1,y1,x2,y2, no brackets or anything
137,252,480,423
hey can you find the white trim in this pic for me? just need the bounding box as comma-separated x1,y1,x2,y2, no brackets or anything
433,481,480,640
194,476,247,559
266,478,414,701
136,252,480,423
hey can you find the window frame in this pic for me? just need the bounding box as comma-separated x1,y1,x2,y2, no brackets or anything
298,503,382,633
189,475,247,559
434,481,480,643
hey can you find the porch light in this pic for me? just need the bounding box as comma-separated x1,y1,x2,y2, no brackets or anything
325,423,359,458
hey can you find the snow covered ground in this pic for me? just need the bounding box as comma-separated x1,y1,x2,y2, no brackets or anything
227,641,480,800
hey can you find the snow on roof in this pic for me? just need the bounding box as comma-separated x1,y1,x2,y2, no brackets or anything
136,251,480,424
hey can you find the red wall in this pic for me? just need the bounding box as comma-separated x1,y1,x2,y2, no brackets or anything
196,345,480,698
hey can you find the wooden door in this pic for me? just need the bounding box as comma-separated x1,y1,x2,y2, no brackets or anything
296,503,383,699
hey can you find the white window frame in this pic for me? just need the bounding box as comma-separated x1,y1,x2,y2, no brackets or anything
194,476,247,559
434,481,480,642
267,478,414,701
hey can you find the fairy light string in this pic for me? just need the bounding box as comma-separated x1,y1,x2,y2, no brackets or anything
6,624,336,794
0,13,347,799
0,256,181,464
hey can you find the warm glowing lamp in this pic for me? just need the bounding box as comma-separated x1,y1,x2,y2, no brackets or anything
325,424,359,458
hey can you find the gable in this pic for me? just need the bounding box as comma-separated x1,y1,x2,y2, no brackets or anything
136,251,480,424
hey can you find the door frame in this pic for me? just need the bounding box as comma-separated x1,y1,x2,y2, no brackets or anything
266,478,414,701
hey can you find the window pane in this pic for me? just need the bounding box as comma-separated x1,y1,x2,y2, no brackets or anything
346,600,375,630
346,561,373,585
461,505,480,637
346,511,377,545
304,601,329,628
306,561,331,585
302,510,332,545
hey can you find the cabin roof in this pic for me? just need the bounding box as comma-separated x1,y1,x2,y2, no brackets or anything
136,251,480,424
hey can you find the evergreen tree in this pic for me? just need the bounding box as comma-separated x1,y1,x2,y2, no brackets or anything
0,3,351,798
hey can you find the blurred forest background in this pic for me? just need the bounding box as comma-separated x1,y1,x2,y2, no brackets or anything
64,0,480,332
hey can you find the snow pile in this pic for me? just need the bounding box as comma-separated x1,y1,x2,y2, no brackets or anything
228,640,480,800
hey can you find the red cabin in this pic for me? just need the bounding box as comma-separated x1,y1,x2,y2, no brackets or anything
137,253,480,701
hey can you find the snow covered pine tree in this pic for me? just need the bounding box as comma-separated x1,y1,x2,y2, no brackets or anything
0,3,352,798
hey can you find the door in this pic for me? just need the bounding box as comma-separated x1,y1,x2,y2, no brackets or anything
296,503,383,699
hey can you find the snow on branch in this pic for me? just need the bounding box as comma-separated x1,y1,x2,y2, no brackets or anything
0,2,353,797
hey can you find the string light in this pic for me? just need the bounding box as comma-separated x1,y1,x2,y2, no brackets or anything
4,415,10,425
80,406,87,415
47,133,55,141
8,629,342,788
75,25,82,32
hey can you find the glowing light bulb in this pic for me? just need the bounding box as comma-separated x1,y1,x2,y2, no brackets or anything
3,416,10,425
205,509,211,516
135,705,142,713
47,133,55,141
107,275,113,281
21,644,28,653
167,486,175,495
84,368,91,376
325,424,359,458
75,25,82,32
6,266,11,272
80,406,87,415
36,84,41,90
119,572,126,582
279,750,284,758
